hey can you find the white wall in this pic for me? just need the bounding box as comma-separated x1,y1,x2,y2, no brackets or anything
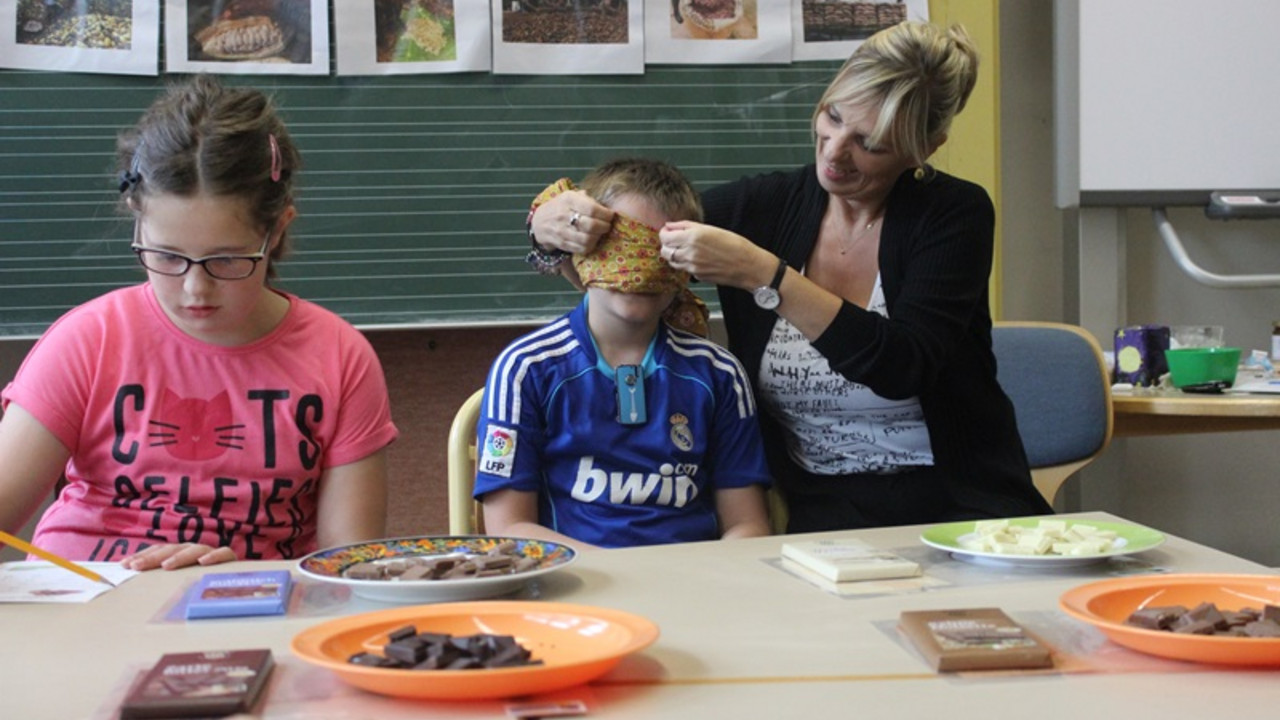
1001,3,1280,566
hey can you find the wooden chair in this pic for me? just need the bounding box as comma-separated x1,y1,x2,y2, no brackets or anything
446,388,485,535
992,321,1114,506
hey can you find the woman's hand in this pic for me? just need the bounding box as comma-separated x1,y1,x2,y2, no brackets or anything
659,221,777,290
531,190,614,256
120,543,237,571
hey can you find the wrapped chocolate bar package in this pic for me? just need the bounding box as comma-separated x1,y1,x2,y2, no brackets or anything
119,649,273,719
899,608,1053,672
1113,325,1170,385
185,570,291,619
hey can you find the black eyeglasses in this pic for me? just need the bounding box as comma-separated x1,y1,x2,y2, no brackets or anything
131,223,271,281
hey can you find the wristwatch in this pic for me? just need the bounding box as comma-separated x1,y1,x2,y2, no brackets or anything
753,256,788,310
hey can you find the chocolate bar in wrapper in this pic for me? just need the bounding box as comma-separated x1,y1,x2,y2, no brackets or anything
1114,325,1170,386
119,649,273,718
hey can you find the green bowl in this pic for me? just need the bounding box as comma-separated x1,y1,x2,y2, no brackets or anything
1164,347,1241,388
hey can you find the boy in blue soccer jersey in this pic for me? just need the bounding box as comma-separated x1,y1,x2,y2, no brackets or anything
475,158,772,549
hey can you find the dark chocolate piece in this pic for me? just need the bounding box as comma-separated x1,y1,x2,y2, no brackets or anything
1124,601,1280,638
1126,606,1186,630
1177,602,1227,631
347,631,541,672
1171,618,1218,635
385,638,428,664
387,624,417,642
1244,620,1280,638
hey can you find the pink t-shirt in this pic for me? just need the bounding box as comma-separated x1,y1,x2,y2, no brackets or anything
2,284,399,561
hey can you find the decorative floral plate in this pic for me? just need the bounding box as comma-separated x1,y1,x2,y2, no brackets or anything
297,535,577,603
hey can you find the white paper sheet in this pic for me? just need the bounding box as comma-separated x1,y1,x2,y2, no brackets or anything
0,0,160,76
0,561,140,603
335,0,492,75
164,0,331,75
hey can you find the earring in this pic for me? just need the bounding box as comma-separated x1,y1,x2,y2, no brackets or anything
913,166,926,181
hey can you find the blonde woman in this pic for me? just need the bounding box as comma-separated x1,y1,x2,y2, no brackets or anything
529,22,1051,532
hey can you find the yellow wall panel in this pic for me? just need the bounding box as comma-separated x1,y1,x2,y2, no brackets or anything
926,0,1002,316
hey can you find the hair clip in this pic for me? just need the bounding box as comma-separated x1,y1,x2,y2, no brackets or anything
118,153,143,194
269,133,281,182
117,169,141,194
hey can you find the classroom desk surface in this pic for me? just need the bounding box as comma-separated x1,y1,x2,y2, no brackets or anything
2,512,1277,720
1112,387,1280,436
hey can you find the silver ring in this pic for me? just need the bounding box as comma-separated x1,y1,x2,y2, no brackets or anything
569,210,581,228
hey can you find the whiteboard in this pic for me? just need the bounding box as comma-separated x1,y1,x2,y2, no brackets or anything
1055,0,1280,207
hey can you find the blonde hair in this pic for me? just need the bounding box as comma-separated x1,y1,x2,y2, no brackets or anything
579,157,704,223
812,21,979,167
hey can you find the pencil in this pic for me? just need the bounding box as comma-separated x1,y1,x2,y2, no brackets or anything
0,530,116,587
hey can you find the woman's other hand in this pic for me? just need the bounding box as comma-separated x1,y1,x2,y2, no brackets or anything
531,190,614,256
659,221,777,290
120,543,237,571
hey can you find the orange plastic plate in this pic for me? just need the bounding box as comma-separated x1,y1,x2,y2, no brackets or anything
1059,573,1280,666
291,600,659,700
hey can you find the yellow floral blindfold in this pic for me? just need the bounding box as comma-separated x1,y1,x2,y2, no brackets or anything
532,178,709,336
572,213,688,295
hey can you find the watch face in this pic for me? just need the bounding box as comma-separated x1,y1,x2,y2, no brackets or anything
753,286,780,310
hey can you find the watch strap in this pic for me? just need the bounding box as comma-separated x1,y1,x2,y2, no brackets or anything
768,255,787,291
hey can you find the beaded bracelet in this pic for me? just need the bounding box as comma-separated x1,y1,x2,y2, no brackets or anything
525,207,569,275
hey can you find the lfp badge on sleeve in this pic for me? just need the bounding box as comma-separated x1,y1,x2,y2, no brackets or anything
481,425,518,478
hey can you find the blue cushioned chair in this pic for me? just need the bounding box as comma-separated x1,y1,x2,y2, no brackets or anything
992,322,1113,506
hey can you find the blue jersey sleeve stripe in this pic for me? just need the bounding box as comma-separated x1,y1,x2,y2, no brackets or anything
491,320,578,417
505,339,579,422
489,318,574,423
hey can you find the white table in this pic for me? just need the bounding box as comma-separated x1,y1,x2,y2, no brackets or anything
2,512,1276,719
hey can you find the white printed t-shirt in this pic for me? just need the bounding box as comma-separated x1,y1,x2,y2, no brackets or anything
758,273,934,474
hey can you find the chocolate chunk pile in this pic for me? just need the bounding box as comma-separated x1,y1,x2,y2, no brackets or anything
342,540,540,581
348,624,543,670
1126,602,1280,637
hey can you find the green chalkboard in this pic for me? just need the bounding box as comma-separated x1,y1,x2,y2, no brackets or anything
0,62,837,338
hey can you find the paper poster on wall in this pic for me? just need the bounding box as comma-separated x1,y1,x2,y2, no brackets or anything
644,0,788,65
0,0,160,76
492,0,643,76
335,0,491,75
791,0,927,62
164,0,330,75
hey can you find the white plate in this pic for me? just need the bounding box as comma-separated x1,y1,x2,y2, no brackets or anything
919,518,1166,568
297,535,577,603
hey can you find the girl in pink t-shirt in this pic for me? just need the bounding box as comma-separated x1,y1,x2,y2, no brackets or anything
0,76,398,570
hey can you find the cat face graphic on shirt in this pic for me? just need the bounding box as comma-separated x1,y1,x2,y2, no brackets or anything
147,389,245,461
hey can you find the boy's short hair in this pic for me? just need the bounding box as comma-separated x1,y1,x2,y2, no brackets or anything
579,157,704,223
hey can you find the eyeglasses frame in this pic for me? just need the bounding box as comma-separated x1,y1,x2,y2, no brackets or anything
130,221,273,281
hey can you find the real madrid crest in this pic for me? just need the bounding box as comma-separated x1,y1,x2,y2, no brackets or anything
669,412,693,452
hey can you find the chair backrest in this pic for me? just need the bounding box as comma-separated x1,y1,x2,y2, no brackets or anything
446,388,486,535
991,321,1113,505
